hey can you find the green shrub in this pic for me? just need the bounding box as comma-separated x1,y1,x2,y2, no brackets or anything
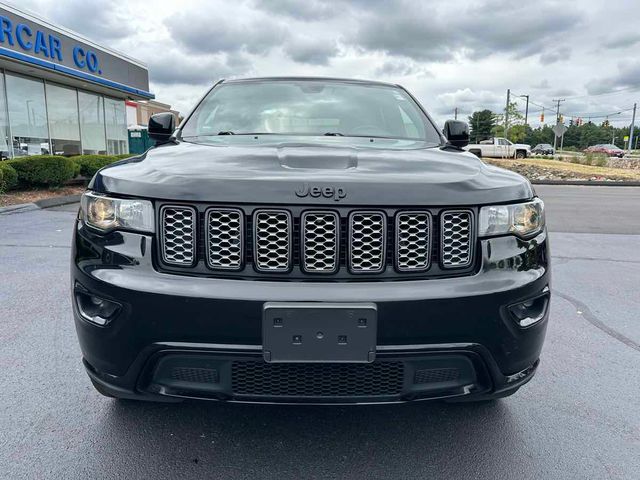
114,153,135,160
592,155,608,167
582,153,608,167
7,155,76,187
71,155,119,177
0,162,19,192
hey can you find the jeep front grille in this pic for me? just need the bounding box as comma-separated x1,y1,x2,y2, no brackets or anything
396,211,431,271
349,211,386,273
157,205,476,279
160,206,196,266
254,210,292,272
441,210,473,268
301,211,339,273
206,208,243,270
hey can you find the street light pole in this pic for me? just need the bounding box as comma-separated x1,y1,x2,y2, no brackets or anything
552,98,565,152
519,94,529,125
504,89,511,140
629,103,637,153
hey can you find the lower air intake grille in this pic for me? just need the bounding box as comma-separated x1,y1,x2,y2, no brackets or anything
170,367,220,384
414,367,460,384
160,206,196,266
231,361,405,397
441,210,473,268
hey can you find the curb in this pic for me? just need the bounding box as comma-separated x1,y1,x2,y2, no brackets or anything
0,202,39,215
0,194,81,215
531,180,640,187
34,194,82,209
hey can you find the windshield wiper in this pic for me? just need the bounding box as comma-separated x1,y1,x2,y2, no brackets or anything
323,132,344,136
217,131,235,135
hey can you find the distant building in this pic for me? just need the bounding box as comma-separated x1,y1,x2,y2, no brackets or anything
126,100,180,128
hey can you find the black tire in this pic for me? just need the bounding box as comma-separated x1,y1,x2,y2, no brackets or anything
515,150,526,159
470,149,482,158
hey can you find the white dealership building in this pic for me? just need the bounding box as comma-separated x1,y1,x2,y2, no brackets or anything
0,3,154,159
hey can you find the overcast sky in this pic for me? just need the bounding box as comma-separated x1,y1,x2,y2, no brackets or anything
16,0,640,128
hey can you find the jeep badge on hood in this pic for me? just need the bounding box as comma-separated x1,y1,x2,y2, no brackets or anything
295,183,347,201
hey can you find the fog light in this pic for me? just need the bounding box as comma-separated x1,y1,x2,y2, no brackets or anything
508,288,550,328
75,288,121,326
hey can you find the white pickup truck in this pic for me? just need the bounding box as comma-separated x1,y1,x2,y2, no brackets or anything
464,137,531,159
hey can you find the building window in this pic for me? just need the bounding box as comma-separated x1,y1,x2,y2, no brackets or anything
78,91,106,154
5,73,50,157
104,97,128,155
0,72,10,159
46,83,81,156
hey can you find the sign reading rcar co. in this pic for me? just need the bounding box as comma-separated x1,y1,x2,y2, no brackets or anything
0,15,102,73
0,6,151,97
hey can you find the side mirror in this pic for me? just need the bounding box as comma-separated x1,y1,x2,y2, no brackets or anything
148,112,176,143
443,120,470,148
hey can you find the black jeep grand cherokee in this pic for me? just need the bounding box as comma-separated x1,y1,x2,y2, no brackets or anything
72,77,550,404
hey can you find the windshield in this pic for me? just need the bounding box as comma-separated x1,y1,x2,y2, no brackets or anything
180,80,440,143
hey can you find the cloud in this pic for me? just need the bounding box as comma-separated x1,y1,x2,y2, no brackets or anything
435,88,504,116
18,0,136,42
165,9,288,56
284,37,338,65
531,79,550,90
539,47,571,65
586,61,640,95
146,51,253,86
350,0,582,62
374,59,432,77
252,0,337,20
602,33,640,49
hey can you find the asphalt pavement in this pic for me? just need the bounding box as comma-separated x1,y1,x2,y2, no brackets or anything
1,185,639,479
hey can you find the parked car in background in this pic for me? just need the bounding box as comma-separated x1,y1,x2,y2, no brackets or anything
465,137,531,159
585,144,625,158
532,144,554,155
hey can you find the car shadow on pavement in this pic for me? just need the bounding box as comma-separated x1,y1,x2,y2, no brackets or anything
89,399,523,478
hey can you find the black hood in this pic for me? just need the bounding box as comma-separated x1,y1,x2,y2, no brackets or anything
92,138,533,206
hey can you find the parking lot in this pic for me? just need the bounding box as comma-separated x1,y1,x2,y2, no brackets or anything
1,185,639,479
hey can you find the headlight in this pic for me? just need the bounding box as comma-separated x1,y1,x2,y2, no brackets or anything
80,192,154,233
479,198,544,238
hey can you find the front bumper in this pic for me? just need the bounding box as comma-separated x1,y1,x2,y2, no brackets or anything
72,222,550,404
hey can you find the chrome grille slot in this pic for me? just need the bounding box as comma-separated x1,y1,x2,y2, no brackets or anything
254,210,292,272
160,206,196,266
205,208,243,270
349,211,386,273
396,211,431,271
441,210,473,268
302,211,339,273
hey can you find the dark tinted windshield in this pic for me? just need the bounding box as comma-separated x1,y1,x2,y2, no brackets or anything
181,80,440,143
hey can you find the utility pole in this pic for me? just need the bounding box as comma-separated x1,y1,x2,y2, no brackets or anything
629,103,637,153
504,89,511,139
552,98,565,151
519,94,529,125
454,107,458,120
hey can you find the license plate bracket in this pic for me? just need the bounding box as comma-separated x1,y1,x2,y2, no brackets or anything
262,302,377,363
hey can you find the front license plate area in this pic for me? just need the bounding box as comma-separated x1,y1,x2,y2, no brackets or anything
262,302,377,363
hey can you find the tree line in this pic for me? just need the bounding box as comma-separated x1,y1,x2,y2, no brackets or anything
468,108,639,150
